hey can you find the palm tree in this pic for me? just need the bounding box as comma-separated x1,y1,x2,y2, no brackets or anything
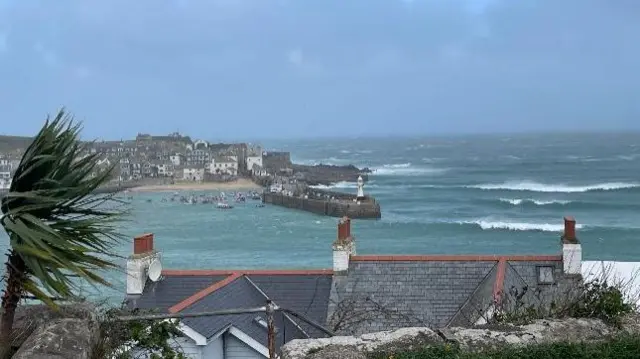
0,109,128,354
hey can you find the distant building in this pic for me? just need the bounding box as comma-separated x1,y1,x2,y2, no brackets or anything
183,167,205,182
119,158,132,181
246,153,263,172
186,149,211,168
211,156,238,176
251,163,267,177
0,164,12,189
170,153,185,167
156,163,175,177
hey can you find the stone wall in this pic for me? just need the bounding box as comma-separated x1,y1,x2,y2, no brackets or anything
282,315,640,359
262,192,381,219
10,303,97,359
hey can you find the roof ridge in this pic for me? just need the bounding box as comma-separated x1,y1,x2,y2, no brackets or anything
493,258,508,305
243,275,312,339
168,272,243,313
162,269,333,276
351,255,562,262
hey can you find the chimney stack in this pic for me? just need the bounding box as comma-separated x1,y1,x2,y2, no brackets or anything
333,217,355,274
561,216,582,275
134,233,154,255
127,233,161,296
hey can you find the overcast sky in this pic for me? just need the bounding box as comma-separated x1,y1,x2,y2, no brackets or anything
0,0,639,140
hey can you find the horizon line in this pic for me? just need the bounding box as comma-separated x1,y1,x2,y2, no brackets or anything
3,129,640,144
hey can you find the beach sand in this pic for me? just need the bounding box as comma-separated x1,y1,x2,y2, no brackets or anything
129,178,261,193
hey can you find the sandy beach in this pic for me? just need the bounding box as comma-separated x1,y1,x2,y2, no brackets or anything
128,178,261,193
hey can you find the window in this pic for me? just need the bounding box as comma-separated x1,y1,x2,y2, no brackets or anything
537,266,555,284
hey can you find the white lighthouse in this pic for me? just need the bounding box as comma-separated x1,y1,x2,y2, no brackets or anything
356,175,365,201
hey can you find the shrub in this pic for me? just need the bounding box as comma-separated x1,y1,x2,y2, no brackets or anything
566,280,635,326
492,276,636,326
92,306,187,359
369,334,640,359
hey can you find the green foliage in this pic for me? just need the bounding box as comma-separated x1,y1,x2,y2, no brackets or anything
567,280,635,326
368,334,640,359
0,108,128,307
92,307,187,359
493,278,635,326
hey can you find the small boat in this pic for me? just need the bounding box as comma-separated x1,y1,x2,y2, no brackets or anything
256,203,265,208
217,202,234,209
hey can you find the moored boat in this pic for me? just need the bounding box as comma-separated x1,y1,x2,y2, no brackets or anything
217,202,233,209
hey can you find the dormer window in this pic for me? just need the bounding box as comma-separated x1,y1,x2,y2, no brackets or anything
537,266,555,284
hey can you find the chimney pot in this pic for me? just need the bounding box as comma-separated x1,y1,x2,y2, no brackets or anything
561,217,581,275
563,216,576,243
133,233,154,255
333,217,355,274
127,233,160,295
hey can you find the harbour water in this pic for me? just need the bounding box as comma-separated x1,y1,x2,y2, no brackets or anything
1,132,640,302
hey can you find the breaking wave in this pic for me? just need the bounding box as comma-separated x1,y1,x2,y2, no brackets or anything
499,198,571,206
309,181,357,189
468,181,639,193
372,163,448,176
461,220,584,232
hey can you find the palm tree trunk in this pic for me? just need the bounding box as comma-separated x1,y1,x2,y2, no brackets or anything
0,252,25,358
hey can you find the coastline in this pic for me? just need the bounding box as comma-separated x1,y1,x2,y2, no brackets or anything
127,178,261,193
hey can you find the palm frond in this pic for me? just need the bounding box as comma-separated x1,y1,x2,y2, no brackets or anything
0,108,128,306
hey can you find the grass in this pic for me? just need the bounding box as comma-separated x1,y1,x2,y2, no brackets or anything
369,334,640,359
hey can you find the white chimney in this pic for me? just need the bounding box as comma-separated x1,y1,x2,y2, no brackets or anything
126,233,161,295
333,217,355,274
562,216,582,275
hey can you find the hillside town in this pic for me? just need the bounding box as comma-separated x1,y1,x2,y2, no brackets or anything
0,132,367,193
0,132,296,190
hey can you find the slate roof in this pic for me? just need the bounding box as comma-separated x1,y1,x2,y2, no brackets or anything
127,270,333,353
330,255,577,335
127,275,229,312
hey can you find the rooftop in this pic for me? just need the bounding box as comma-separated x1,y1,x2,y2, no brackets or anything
125,216,584,353
127,269,333,349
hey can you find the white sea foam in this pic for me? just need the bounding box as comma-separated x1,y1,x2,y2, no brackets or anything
294,157,352,166
499,198,571,206
372,163,448,176
469,181,639,193
463,220,585,232
309,181,357,189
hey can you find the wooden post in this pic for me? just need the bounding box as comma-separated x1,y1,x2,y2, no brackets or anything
266,300,276,359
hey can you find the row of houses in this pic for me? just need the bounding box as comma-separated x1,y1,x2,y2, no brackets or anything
1,133,288,185
116,148,267,182
76,132,273,182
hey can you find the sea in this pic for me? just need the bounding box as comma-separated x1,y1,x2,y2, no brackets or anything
1,132,640,302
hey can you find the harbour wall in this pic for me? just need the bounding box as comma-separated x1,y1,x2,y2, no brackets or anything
262,190,382,219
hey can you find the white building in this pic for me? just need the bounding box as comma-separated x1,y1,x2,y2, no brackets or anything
170,154,184,166
0,165,12,188
210,156,238,176
157,163,175,177
246,154,263,172
183,168,205,182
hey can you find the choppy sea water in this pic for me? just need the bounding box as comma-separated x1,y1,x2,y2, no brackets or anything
1,132,640,302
